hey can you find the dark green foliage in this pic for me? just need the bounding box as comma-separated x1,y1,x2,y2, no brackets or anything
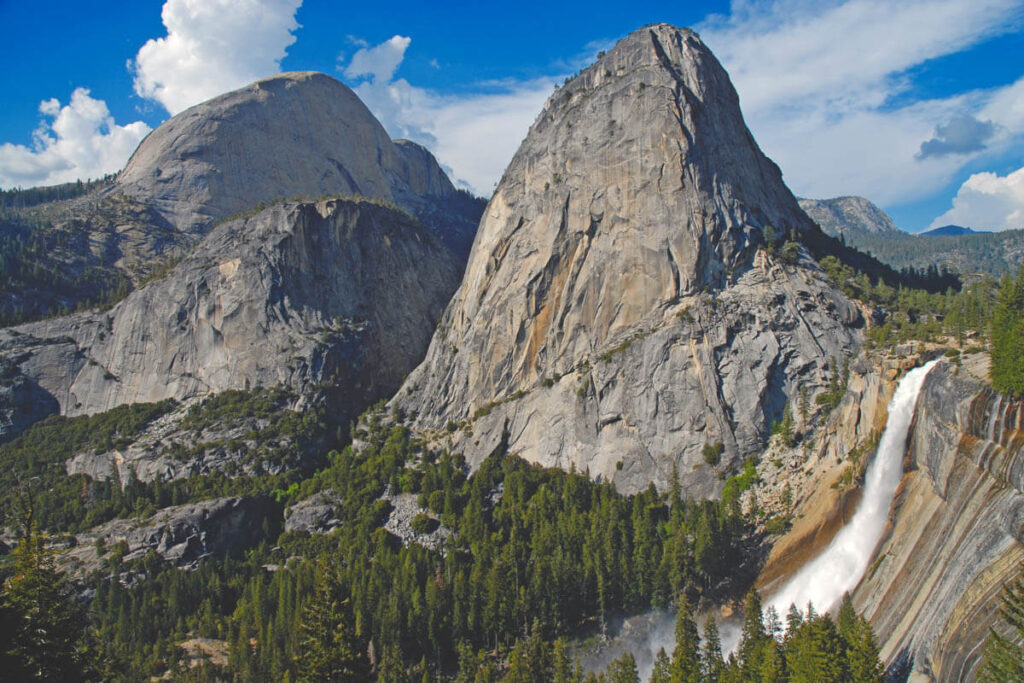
653,589,884,683
702,442,724,466
604,651,640,683
65,405,756,681
979,564,1024,682
702,614,725,682
815,356,849,412
0,387,328,534
771,405,796,447
410,512,439,534
990,267,1024,396
0,176,114,209
0,212,133,326
818,255,999,349
671,596,702,683
0,521,95,680
294,564,369,682
836,226,1024,280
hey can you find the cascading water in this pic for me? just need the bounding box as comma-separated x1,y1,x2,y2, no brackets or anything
764,358,940,617
583,360,940,681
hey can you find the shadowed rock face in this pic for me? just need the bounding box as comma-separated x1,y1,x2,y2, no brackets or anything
393,24,861,496
115,72,458,235
2,198,460,429
64,497,276,573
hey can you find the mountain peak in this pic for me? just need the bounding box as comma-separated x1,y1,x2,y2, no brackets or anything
798,196,903,236
115,71,457,234
393,23,859,494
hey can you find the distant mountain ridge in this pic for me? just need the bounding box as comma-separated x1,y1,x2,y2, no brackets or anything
920,224,987,237
798,196,902,237
801,195,1023,278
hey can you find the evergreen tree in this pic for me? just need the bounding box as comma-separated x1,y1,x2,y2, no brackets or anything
605,651,640,683
759,639,787,683
991,267,1024,396
0,522,94,680
650,648,672,683
979,564,1024,682
739,588,768,677
845,616,884,683
670,596,702,683
702,614,725,683
294,569,368,682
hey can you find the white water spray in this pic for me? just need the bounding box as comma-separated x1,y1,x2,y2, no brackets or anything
587,360,939,680
765,359,940,617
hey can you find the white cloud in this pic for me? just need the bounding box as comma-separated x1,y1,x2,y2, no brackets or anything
0,89,151,189
343,36,558,195
344,35,410,83
930,166,1024,230
697,0,1024,206
131,0,302,115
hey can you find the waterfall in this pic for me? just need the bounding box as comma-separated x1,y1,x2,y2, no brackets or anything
765,358,940,618
588,360,940,681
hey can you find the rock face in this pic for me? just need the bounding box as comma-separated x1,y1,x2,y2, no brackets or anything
116,72,459,236
798,196,902,237
64,390,324,484
0,73,481,331
851,363,1024,681
1,197,460,429
64,497,275,573
393,24,861,495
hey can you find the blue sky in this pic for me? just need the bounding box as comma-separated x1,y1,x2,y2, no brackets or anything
2,0,1023,233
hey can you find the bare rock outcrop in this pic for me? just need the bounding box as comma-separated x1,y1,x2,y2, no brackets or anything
115,72,459,237
2,197,460,429
393,24,861,495
64,496,276,573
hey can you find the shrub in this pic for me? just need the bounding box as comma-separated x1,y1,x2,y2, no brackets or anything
410,512,438,535
702,441,724,466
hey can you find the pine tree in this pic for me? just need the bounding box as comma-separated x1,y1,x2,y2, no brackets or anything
0,521,94,680
739,588,768,677
759,640,787,683
670,596,702,683
979,564,1024,682
293,569,368,682
650,648,672,683
991,267,1024,396
605,651,640,683
845,616,884,683
702,614,725,683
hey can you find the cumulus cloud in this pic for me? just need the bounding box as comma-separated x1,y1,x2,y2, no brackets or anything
342,36,558,195
930,167,1024,231
917,115,997,159
132,0,302,115
697,0,1024,205
0,89,151,189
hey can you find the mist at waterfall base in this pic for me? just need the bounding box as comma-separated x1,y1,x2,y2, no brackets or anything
579,360,939,680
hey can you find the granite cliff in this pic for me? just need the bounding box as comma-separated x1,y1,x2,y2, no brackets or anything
853,361,1024,681
393,24,862,496
0,72,481,330
1,197,459,436
0,72,479,441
